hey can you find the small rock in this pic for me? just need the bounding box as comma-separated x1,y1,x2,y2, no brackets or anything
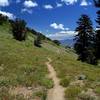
78,74,87,80
27,87,33,90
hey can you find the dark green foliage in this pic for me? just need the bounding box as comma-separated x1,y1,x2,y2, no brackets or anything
27,27,52,41
94,0,100,59
74,14,97,65
60,78,70,87
93,0,100,7
65,86,82,98
26,27,38,36
53,40,61,46
34,33,42,47
0,14,8,25
11,19,27,41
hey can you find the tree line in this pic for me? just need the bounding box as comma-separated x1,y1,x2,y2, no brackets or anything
74,0,100,65
0,0,99,65
0,14,60,47
0,14,54,47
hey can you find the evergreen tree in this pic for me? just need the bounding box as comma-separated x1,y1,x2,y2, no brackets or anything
11,19,27,41
0,14,8,25
94,0,100,59
53,40,61,46
34,33,42,47
94,0,100,7
74,14,97,65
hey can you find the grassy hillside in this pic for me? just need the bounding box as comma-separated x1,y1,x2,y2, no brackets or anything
0,22,100,99
0,23,55,99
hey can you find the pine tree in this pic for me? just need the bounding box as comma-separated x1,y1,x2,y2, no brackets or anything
74,14,97,65
93,0,100,7
11,19,27,41
34,33,42,47
0,14,8,25
94,0,100,59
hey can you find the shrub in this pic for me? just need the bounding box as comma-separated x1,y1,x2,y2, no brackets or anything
78,93,96,100
60,78,70,87
0,14,8,25
11,19,27,41
65,86,82,98
33,90,47,100
40,78,53,89
94,86,100,95
0,76,10,86
34,39,41,47
16,94,26,100
53,40,61,46
34,33,42,47
0,87,14,100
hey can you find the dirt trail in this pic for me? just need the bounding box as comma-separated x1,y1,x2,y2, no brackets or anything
46,58,65,100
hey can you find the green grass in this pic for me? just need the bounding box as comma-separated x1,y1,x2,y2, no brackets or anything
65,86,82,99
60,77,70,87
0,23,55,88
0,22,100,99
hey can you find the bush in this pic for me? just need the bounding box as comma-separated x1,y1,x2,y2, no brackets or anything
11,19,27,41
53,40,61,46
34,34,42,47
0,14,8,25
33,89,47,100
65,86,82,98
34,39,41,47
94,86,100,95
60,78,70,87
40,78,53,89
16,94,26,100
78,93,96,100
0,87,14,100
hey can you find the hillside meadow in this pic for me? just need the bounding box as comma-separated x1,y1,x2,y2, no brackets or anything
0,22,100,99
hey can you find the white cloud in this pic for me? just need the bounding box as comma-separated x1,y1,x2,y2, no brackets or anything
46,31,77,40
24,0,38,8
80,0,88,6
80,0,92,6
22,0,38,13
21,8,32,14
61,0,77,5
0,0,9,7
56,3,63,7
44,5,53,9
0,10,15,19
50,23,69,31
50,23,64,30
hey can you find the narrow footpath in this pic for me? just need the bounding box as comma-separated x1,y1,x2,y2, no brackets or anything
46,58,65,100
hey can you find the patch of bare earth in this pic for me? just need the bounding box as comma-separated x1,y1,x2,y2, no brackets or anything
46,58,65,100
9,86,43,100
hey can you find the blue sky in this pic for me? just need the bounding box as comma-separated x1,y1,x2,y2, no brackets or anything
0,0,98,40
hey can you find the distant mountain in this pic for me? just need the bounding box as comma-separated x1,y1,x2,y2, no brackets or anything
60,38,75,47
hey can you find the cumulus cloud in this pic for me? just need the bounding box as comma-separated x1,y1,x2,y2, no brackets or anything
56,3,63,7
80,0,88,6
22,0,38,13
50,23,69,31
44,5,53,9
21,8,32,14
61,0,77,5
24,0,38,8
0,0,9,7
80,0,92,6
46,31,77,40
0,10,15,19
